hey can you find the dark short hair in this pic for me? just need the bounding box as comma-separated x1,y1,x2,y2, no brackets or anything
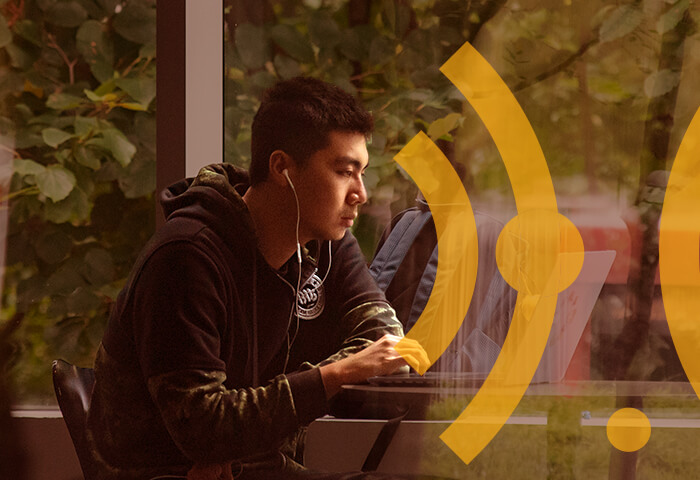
249,77,374,185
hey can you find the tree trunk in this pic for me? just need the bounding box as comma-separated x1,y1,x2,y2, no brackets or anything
607,12,693,479
576,41,597,193
612,6,694,381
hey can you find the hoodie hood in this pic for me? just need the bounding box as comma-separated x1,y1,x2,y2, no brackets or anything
160,163,257,251
160,162,323,276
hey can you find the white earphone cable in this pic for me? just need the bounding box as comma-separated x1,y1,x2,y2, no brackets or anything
283,170,303,372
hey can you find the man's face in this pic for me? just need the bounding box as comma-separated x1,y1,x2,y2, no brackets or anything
292,130,369,242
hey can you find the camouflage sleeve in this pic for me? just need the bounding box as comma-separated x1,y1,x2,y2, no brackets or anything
146,367,324,464
314,301,404,367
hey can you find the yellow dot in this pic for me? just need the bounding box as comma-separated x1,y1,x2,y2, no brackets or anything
495,210,584,295
606,408,651,452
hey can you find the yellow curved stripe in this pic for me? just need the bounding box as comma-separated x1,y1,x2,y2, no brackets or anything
659,106,700,399
393,132,479,373
436,42,582,465
440,42,557,214
440,291,557,464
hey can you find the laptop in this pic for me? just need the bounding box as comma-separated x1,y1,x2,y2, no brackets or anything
368,250,617,387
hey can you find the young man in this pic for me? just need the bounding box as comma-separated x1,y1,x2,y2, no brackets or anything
86,77,426,479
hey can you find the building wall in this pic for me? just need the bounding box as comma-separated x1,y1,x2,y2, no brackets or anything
14,413,82,480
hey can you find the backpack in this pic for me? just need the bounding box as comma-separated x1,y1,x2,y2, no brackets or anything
370,201,516,372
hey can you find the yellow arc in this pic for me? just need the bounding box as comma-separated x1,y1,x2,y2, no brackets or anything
441,44,557,213
393,41,584,466
394,132,479,372
659,106,700,399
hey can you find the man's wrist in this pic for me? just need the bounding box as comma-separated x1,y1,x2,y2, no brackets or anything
319,361,347,399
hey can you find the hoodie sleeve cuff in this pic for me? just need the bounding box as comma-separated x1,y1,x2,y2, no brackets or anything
286,367,329,425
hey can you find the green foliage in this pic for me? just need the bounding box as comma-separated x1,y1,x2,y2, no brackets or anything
222,0,697,260
224,0,492,254
644,69,681,98
657,0,690,34
599,4,644,43
1,0,156,402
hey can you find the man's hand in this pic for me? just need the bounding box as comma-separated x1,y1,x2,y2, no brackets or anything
319,334,429,398
187,462,233,480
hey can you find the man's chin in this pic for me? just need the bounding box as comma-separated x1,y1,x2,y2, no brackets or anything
323,229,347,242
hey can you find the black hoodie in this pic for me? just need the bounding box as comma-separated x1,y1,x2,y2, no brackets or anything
86,164,403,479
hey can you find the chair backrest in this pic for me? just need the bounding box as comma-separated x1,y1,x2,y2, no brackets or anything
52,359,98,480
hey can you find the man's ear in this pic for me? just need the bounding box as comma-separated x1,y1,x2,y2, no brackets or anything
268,150,293,187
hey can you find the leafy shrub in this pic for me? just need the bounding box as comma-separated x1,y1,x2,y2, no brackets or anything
1,0,156,402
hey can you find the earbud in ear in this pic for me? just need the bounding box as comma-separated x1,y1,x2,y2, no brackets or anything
282,169,294,189
282,168,302,264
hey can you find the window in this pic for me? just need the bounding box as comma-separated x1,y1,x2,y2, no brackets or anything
222,1,700,477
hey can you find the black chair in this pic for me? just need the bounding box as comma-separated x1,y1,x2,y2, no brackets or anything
53,360,188,480
52,359,99,480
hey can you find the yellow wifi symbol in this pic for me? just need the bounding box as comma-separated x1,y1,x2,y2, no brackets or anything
392,41,585,465
395,40,700,465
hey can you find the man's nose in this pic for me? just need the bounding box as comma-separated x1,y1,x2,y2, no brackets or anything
350,179,367,206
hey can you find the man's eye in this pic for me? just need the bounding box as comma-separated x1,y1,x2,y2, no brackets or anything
339,170,353,177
